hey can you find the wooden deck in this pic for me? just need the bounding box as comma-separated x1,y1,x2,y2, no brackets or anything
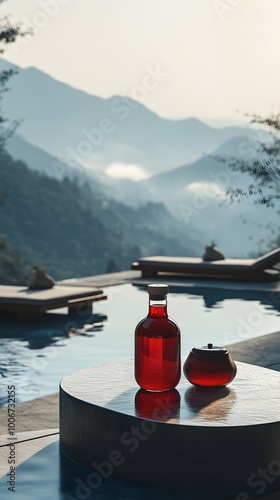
0,284,107,319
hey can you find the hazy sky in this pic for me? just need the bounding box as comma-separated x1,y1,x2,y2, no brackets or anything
1,0,280,123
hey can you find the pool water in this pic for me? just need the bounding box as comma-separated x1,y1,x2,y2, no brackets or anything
0,441,194,499
0,283,279,407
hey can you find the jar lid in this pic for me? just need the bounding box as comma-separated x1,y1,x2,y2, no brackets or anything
148,284,168,298
192,343,228,355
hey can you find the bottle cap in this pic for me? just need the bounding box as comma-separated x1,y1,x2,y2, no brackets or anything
148,284,168,298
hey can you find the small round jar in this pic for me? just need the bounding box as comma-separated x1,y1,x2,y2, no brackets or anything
183,343,237,387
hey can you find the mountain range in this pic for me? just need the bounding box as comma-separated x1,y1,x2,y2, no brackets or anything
0,151,201,280
0,57,277,263
0,58,257,177
5,130,274,258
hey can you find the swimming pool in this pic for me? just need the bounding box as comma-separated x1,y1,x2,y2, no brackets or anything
0,282,279,406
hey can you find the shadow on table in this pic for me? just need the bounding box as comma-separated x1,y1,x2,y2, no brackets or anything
184,385,237,422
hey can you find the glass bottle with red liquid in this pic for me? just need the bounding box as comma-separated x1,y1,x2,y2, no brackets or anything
134,284,181,392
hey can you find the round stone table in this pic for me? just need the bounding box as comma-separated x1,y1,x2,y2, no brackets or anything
60,360,280,499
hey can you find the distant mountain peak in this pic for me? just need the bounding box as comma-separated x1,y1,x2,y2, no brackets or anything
0,57,20,71
0,58,256,176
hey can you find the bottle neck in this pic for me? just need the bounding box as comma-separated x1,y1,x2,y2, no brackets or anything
148,297,168,317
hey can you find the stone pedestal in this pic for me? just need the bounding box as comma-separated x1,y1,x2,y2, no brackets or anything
60,360,280,499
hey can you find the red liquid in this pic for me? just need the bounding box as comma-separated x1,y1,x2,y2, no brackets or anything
183,355,237,387
135,389,181,421
135,304,181,391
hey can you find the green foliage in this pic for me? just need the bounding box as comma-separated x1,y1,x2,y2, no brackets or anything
0,3,28,53
0,4,30,145
218,113,280,254
0,1,31,204
0,152,194,281
0,236,29,283
225,114,280,207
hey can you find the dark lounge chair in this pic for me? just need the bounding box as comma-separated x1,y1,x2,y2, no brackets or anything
131,248,280,281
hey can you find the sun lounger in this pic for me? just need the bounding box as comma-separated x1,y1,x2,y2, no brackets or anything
0,285,107,319
132,248,280,281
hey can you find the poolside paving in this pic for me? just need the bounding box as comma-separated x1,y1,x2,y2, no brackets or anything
0,393,59,435
226,330,280,370
0,429,59,477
